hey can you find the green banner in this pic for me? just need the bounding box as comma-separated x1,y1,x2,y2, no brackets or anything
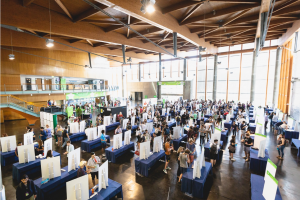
145,95,148,99
267,171,278,185
66,91,106,100
158,81,184,85
257,123,262,126
267,159,277,169
255,133,267,138
66,106,74,117
154,95,157,98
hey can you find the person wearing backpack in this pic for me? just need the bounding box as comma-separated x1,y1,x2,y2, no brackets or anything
210,139,219,167
176,115,181,126
277,134,286,160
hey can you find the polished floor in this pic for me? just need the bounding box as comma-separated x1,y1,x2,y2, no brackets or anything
1,108,300,200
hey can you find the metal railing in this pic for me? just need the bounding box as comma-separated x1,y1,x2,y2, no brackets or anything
0,95,43,114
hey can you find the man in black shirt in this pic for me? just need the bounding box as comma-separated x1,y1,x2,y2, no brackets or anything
16,174,37,200
243,133,253,162
231,121,238,136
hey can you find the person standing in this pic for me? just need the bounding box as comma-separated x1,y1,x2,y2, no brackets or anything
100,130,107,152
77,161,90,178
265,112,269,129
15,142,22,157
64,141,74,157
243,133,253,162
114,125,122,135
277,134,286,160
163,138,173,174
61,126,70,148
241,121,246,140
87,152,101,186
56,125,63,146
228,135,237,161
210,139,219,167
16,174,37,200
231,121,238,136
34,140,44,156
178,149,190,183
40,127,47,143
45,125,52,139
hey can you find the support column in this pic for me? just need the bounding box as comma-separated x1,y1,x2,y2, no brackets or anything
122,65,125,98
213,55,218,101
272,47,282,108
173,32,177,57
183,58,187,81
250,39,259,103
157,53,162,99
122,45,126,64
138,63,141,82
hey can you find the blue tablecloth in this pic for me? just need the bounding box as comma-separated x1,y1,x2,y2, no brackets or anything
173,134,187,151
249,117,255,124
89,179,123,200
265,108,273,113
105,141,134,163
12,151,61,182
224,120,232,130
1,144,38,166
186,106,191,111
69,132,86,143
81,135,110,152
181,162,212,198
251,174,282,200
106,122,120,132
135,150,165,177
204,114,212,118
34,165,77,200
249,124,256,132
249,114,254,118
221,130,228,144
197,118,208,125
250,148,269,173
291,139,300,157
204,141,223,163
147,119,153,123
168,121,176,129
285,130,299,140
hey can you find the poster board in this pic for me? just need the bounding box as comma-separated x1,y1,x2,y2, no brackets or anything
262,171,278,200
113,133,122,149
288,117,294,129
41,156,61,180
140,141,150,160
68,147,81,172
98,125,106,137
253,133,267,149
66,175,89,200
264,159,277,180
211,128,222,145
153,136,162,153
98,161,109,192
0,136,16,152
146,122,153,134
44,138,52,157
104,116,111,126
124,130,131,145
258,139,267,158
17,144,35,164
173,126,181,139
24,132,34,146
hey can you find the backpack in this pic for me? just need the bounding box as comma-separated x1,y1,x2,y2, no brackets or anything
176,116,180,122
165,128,170,135
210,143,217,154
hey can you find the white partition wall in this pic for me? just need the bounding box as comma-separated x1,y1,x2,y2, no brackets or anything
98,125,106,137
113,133,123,149
24,132,34,146
104,116,111,126
0,136,16,152
44,138,53,157
67,175,89,200
18,144,35,164
98,161,109,192
41,157,61,181
140,141,150,160
68,147,81,172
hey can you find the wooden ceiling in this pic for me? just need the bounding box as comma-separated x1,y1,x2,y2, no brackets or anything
6,0,300,56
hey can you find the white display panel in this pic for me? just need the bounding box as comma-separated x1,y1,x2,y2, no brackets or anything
0,136,16,152
198,112,202,120
44,138,53,157
79,121,86,133
255,123,263,134
226,114,230,123
131,117,135,126
18,144,35,164
143,113,148,121
124,130,131,145
173,127,181,139
68,147,81,172
122,119,129,128
139,141,150,160
193,153,203,179
263,171,278,200
265,159,277,180
288,117,294,129
162,109,166,116
41,156,61,181
146,122,153,134
70,122,79,134
24,132,34,146
211,128,221,145
113,133,122,149
104,116,111,126
153,136,162,153
113,114,116,123
98,161,109,192
98,125,106,137
253,134,267,149
66,175,89,200
258,139,267,158
86,127,97,141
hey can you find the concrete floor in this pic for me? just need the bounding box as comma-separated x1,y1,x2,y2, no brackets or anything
1,108,300,200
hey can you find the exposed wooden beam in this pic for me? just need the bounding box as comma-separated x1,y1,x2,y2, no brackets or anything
273,0,300,14
200,27,256,38
86,39,93,47
69,39,83,43
127,15,131,38
181,4,260,25
189,23,219,27
225,14,258,26
73,3,108,23
54,0,73,20
104,18,141,32
179,3,203,24
159,39,185,46
161,1,201,14
269,23,293,30
272,5,300,16
36,32,49,37
127,27,162,39
93,42,108,47
209,0,260,3
83,19,123,24
23,0,35,7
157,32,171,45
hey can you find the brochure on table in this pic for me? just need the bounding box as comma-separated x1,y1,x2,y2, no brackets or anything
264,159,277,180
68,147,81,172
113,133,122,149
153,136,162,153
140,141,150,160
0,136,16,152
146,122,153,134
262,171,278,200
124,130,131,145
211,128,221,145
18,144,35,164
258,139,267,158
24,132,34,146
44,138,53,157
98,125,106,137
253,133,267,149
122,119,129,128
98,161,109,192
41,156,61,181
66,174,89,200
173,126,181,139
104,116,111,126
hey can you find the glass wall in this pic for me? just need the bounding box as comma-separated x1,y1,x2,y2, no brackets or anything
254,51,269,106
228,54,241,102
240,53,252,103
206,57,214,100
197,58,206,100
216,55,228,101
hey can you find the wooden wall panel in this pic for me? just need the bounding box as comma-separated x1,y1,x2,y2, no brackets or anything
0,110,4,123
14,94,66,102
1,108,26,121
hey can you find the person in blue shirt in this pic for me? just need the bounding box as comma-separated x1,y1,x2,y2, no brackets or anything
100,130,107,152
40,127,47,143
45,125,52,139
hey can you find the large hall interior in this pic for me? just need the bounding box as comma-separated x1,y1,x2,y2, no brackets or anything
1,0,300,200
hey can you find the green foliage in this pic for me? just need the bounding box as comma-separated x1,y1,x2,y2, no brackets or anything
76,107,82,117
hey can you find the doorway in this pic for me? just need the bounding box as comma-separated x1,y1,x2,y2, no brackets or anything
135,92,143,101
44,79,52,90
26,78,31,90
36,78,42,91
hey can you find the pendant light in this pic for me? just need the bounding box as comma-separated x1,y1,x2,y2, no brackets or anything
9,30,15,60
46,0,54,48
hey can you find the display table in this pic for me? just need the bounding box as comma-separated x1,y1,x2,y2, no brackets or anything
186,106,191,111
106,122,120,132
89,179,123,200
69,132,86,143
285,130,299,140
173,134,187,151
250,174,282,200
291,139,300,157
249,113,254,118
81,135,111,152
249,123,256,132
181,162,212,199
34,165,77,200
221,130,228,144
204,140,223,163
249,148,269,173
224,120,232,130
12,151,61,182
168,121,176,129
105,141,134,163
135,150,165,177
204,114,212,118
1,144,38,166
249,117,255,124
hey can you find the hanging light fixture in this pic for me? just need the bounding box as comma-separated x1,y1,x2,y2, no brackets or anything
9,30,15,60
140,0,156,14
46,0,54,48
9,54,15,60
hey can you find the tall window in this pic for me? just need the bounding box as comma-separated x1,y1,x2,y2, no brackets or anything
266,50,277,106
240,53,252,103
162,61,171,80
197,59,206,100
254,51,269,106
216,55,228,101
228,54,241,101
206,57,214,100
187,59,197,80
149,63,158,81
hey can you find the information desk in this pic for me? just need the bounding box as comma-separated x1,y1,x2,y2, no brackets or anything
81,135,111,153
291,139,300,157
89,179,123,200
69,132,86,143
34,165,77,200
224,120,233,130
135,150,165,177
285,130,299,140
173,134,187,151
221,130,229,144
1,143,38,166
249,148,269,173
105,141,135,163
250,174,282,200
204,140,223,163
106,122,120,132
181,162,212,199
13,151,61,182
